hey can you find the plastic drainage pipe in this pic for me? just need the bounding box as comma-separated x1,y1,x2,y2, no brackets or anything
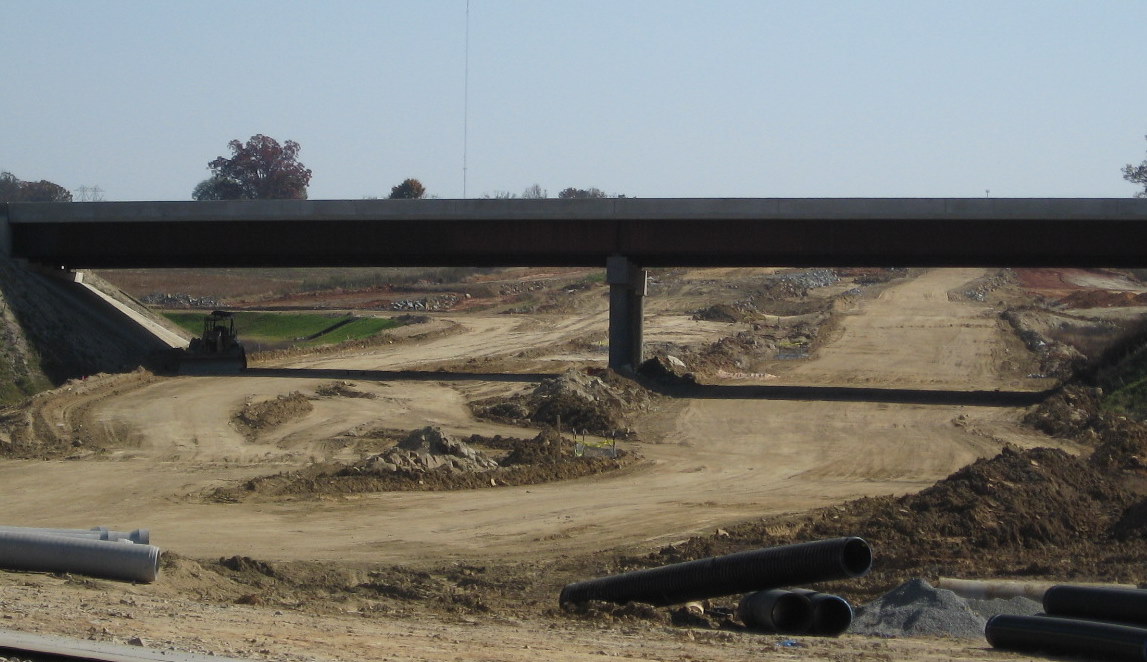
559,537,871,607
0,527,149,544
1044,585,1147,626
791,589,854,636
737,590,813,633
0,532,160,583
986,614,1147,662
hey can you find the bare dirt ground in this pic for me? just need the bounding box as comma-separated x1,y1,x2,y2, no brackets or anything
0,268,1121,661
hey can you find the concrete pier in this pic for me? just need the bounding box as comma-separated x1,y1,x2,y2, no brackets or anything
607,256,648,374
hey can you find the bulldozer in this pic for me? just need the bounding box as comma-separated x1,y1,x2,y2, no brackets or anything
177,310,247,374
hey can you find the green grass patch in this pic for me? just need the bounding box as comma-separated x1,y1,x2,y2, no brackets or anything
298,317,400,346
163,312,402,348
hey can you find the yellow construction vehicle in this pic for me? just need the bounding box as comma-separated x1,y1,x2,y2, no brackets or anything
177,310,247,374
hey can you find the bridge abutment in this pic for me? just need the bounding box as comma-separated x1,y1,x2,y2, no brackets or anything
607,255,647,374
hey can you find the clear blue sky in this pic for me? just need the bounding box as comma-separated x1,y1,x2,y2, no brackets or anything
3,1,1146,201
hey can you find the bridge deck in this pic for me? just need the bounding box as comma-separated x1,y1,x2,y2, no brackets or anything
5,198,1147,268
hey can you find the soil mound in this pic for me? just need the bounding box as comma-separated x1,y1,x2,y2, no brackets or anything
363,426,499,473
314,381,376,399
887,445,1131,550
1023,385,1101,439
1058,290,1147,308
232,392,312,439
1023,384,1147,474
1089,417,1147,473
206,427,639,502
692,303,744,323
618,446,1145,604
475,369,648,437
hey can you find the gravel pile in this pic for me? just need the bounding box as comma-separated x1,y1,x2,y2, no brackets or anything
362,426,499,473
850,579,1040,639
777,269,839,290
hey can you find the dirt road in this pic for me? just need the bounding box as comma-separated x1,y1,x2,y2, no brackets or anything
0,267,1084,662
0,269,1067,565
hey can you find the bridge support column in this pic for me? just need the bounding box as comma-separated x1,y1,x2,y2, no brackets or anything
607,255,647,375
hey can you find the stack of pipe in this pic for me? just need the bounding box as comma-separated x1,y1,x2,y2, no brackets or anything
737,588,854,636
987,585,1147,661
559,537,869,636
0,525,160,583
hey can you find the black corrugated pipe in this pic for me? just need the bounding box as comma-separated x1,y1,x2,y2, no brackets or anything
1044,585,1147,626
791,588,854,636
559,537,871,607
737,590,813,633
986,615,1147,662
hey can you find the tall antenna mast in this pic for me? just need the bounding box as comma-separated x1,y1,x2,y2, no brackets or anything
462,0,470,199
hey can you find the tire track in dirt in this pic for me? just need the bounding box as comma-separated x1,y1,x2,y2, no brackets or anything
0,269,1073,565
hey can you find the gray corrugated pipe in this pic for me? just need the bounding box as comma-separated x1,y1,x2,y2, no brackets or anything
0,531,160,583
90,527,150,544
559,537,871,607
0,526,149,544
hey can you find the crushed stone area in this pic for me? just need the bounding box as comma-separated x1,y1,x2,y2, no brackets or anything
850,579,1040,639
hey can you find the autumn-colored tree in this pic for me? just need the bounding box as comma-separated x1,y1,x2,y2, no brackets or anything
0,171,73,202
195,134,312,200
389,178,427,199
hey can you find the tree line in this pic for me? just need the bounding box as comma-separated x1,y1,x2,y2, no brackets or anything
8,132,1147,202
0,172,73,202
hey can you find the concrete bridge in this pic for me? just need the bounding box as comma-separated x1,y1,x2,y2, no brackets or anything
4,197,1147,372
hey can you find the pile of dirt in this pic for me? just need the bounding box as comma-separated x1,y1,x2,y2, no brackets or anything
232,392,312,439
681,316,828,373
474,369,649,437
360,426,499,473
1023,384,1147,475
1023,384,1102,439
635,355,698,389
606,446,1145,606
1001,308,1088,378
692,303,745,323
313,381,377,399
206,427,639,502
158,552,506,618
838,267,909,285
1058,289,1147,308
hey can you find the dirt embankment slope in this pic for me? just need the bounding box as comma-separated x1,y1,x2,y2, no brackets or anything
0,259,181,403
